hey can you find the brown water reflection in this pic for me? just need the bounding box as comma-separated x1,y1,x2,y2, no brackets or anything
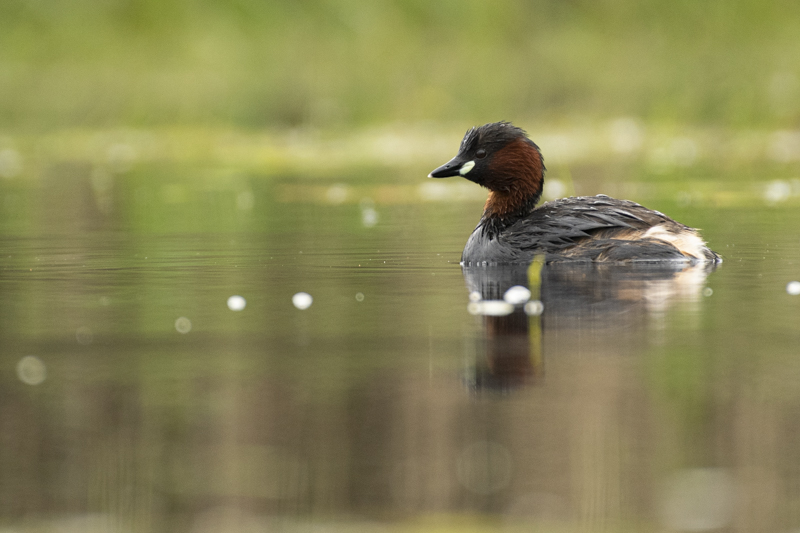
463,261,713,392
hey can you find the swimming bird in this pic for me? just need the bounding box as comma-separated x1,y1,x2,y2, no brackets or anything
429,121,720,265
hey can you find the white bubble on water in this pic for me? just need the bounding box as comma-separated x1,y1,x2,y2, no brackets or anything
468,300,514,316
175,317,192,333
524,300,545,316
355,292,365,302
787,281,800,295
702,287,714,297
763,180,792,205
468,291,482,302
361,207,379,227
17,356,46,385
292,292,313,310
227,295,247,311
503,285,531,305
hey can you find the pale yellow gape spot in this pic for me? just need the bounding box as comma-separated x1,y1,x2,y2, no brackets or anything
459,160,475,175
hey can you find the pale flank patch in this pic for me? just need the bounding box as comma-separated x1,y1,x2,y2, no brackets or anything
459,160,476,175
644,225,708,259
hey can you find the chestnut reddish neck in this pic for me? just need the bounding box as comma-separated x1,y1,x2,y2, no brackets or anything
482,137,545,221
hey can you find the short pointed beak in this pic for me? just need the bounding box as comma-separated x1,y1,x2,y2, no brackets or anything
428,157,464,178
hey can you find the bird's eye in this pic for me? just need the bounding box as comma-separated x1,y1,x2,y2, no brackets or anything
476,148,487,159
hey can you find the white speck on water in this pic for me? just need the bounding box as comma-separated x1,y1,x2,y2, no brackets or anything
361,207,379,227
703,287,714,297
787,281,800,295
17,356,46,385
227,295,247,311
175,317,192,334
763,180,792,205
355,292,365,302
503,285,531,305
524,300,545,316
292,292,313,310
468,291,482,302
468,300,514,316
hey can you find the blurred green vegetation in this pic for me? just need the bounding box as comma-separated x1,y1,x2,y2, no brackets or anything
2,0,800,130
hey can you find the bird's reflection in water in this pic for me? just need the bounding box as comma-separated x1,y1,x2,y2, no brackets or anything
462,259,717,392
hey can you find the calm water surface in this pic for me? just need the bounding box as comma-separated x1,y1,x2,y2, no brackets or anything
2,162,800,532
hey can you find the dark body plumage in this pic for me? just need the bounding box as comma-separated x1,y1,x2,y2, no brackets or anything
429,122,720,266
462,194,719,265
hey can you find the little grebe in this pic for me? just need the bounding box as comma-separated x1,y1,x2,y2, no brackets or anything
429,121,720,265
